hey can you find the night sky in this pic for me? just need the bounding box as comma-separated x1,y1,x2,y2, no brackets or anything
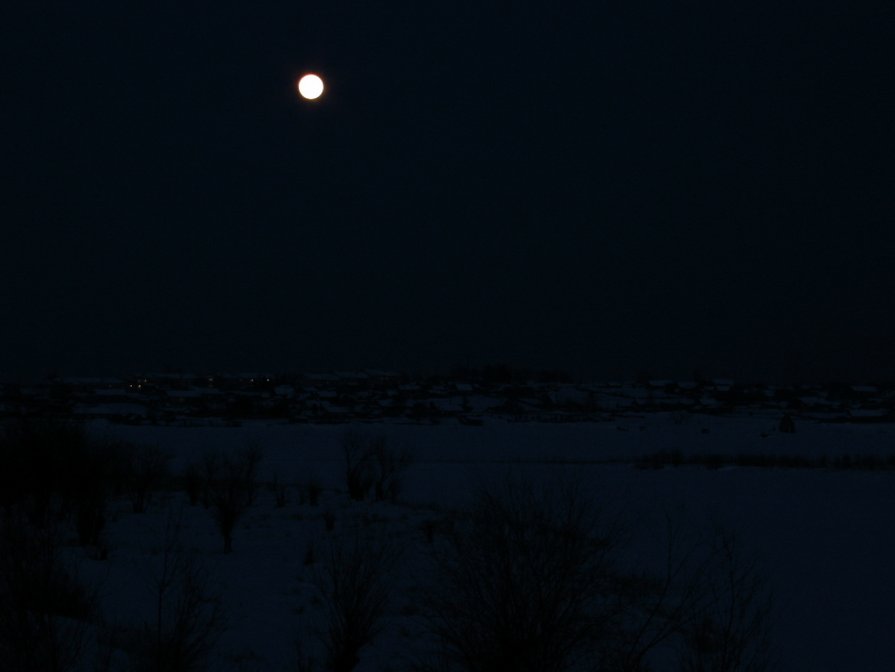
2,2,893,382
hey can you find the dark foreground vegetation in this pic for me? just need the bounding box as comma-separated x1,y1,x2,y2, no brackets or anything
0,419,773,671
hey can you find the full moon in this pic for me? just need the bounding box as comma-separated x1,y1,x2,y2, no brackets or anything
297,74,324,100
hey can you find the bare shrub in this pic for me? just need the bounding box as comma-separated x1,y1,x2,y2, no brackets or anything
423,481,617,672
678,531,773,672
68,437,124,549
315,534,394,672
130,511,224,672
205,446,262,553
0,420,87,525
342,433,377,502
0,508,95,672
599,515,710,672
303,478,323,507
342,432,411,502
0,420,123,547
370,437,412,503
93,621,129,672
125,443,171,514
294,639,319,672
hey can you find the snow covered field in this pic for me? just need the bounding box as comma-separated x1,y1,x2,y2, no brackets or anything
60,414,895,671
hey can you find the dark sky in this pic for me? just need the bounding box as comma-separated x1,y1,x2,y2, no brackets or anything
2,1,893,382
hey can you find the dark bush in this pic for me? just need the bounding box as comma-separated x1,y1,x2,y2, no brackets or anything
0,421,125,548
0,508,95,672
304,478,323,506
129,513,224,672
125,443,170,514
371,438,413,502
342,432,411,503
205,445,262,552
423,482,617,672
316,534,394,672
342,433,377,502
678,532,773,672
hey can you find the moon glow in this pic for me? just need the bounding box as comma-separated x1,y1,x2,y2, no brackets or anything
298,74,324,100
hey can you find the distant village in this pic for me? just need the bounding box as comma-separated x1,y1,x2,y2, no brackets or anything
1,368,893,426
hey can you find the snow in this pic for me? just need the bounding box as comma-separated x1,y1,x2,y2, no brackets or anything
62,414,895,671
73,402,149,418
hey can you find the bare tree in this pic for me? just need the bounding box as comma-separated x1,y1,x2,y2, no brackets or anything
371,437,413,503
293,638,319,672
0,420,123,549
125,443,170,514
302,477,323,507
342,432,377,502
342,432,411,503
315,533,395,672
0,507,95,672
423,481,617,672
600,515,711,672
0,419,90,528
205,446,262,553
133,511,224,672
678,531,773,672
